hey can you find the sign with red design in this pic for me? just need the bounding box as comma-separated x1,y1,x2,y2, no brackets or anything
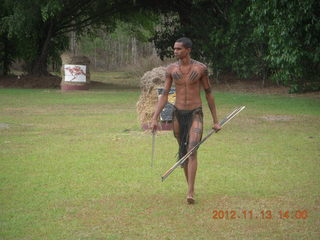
64,65,86,82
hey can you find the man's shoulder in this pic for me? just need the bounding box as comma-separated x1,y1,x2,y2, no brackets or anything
192,59,207,69
166,62,179,72
192,60,208,76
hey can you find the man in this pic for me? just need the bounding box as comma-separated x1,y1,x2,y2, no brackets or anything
151,37,221,204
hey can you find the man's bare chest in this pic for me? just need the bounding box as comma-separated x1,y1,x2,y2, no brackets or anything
171,67,201,85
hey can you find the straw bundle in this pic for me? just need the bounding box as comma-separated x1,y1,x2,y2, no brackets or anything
136,66,166,125
60,53,91,90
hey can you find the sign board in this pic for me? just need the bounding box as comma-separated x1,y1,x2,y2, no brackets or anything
157,88,176,121
64,64,86,82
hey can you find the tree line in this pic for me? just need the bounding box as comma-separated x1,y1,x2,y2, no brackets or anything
76,24,156,71
0,0,319,92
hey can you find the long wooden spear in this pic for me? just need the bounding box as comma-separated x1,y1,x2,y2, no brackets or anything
161,106,246,182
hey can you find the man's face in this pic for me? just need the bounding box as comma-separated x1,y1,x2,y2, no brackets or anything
173,42,191,59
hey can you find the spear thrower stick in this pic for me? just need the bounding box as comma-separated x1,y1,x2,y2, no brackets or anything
161,106,246,182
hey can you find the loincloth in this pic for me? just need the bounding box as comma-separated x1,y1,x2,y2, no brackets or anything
172,106,203,167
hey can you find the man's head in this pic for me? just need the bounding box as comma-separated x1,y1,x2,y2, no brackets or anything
175,37,193,49
174,37,192,59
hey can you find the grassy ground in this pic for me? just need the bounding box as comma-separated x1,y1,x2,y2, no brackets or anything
0,74,319,239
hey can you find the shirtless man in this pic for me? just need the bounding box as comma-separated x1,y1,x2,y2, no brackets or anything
151,37,221,204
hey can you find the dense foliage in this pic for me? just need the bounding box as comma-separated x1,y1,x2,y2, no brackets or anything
0,1,17,75
250,0,320,92
0,0,136,76
0,0,319,92
152,0,320,92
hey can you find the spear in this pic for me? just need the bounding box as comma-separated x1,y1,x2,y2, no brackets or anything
161,106,246,182
151,131,155,167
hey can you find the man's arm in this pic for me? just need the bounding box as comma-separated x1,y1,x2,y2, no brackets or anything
151,69,173,132
200,66,221,130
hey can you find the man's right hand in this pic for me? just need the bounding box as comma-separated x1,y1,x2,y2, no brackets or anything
150,119,158,133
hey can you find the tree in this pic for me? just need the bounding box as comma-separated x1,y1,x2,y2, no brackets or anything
250,0,320,92
74,10,159,70
0,0,138,76
0,0,17,75
151,0,319,92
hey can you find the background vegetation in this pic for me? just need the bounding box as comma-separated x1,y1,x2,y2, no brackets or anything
153,0,320,93
0,0,319,93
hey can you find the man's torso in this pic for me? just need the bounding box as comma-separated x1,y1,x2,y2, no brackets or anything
168,59,206,110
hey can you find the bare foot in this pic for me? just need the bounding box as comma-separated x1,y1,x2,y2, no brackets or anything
187,195,195,204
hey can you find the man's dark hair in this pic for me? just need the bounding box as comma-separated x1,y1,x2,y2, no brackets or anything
176,37,193,49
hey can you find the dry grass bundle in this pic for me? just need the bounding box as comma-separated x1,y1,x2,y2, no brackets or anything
136,66,166,125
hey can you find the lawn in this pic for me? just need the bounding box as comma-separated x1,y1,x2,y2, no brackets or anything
0,78,319,239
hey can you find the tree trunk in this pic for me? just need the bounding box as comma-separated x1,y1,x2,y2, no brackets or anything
0,33,14,76
94,40,97,70
132,37,137,65
2,35,9,75
177,1,193,33
70,30,77,55
31,20,54,76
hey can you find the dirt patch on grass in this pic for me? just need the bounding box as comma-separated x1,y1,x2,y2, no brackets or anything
0,123,10,129
212,73,320,98
0,74,61,89
260,115,294,121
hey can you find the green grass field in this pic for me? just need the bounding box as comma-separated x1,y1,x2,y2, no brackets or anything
0,76,319,239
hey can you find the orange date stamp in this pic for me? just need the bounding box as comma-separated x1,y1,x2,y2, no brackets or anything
211,210,308,220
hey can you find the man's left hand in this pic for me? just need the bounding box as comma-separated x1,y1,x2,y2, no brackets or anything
213,123,221,132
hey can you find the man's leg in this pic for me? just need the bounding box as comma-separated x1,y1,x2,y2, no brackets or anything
186,114,203,203
183,163,189,183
